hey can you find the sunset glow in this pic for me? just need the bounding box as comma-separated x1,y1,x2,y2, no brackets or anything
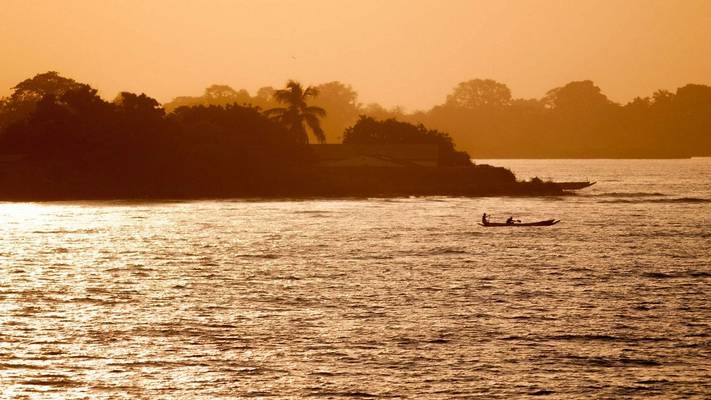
2,0,710,110
1,1,710,398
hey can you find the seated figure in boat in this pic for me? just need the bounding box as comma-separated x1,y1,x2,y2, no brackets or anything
482,213,489,225
506,216,520,225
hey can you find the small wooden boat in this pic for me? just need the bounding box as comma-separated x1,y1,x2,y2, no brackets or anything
480,219,560,227
555,181,596,190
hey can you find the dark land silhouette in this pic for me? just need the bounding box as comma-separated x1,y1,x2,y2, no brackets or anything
0,72,562,200
8,70,710,199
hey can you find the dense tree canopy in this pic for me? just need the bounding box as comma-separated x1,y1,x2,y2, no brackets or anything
0,72,590,198
0,73,312,198
542,80,612,110
163,81,359,143
163,84,253,111
445,79,512,109
6,70,707,197
0,71,88,131
161,75,711,158
408,79,711,158
343,116,472,166
4,70,709,177
10,71,86,103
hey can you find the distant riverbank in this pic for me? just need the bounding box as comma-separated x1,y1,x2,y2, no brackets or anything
0,164,563,201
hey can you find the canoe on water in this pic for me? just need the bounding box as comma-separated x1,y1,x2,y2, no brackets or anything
479,219,560,227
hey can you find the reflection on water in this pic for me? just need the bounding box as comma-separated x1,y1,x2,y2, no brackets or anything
1,159,710,398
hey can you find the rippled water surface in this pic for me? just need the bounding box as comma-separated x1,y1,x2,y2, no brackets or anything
1,159,710,398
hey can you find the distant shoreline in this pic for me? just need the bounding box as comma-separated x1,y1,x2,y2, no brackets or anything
0,193,572,203
474,156,695,160
0,165,565,201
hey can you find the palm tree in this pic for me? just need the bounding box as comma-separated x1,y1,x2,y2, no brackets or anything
265,80,327,144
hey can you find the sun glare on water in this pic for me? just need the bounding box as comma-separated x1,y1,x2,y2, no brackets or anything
0,203,49,226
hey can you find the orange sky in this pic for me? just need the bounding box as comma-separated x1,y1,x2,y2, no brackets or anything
2,0,710,110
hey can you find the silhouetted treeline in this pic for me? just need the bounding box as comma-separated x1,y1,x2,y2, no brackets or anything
343,116,471,166
416,79,711,158
164,81,359,144
1,72,551,199
164,78,711,158
0,72,309,198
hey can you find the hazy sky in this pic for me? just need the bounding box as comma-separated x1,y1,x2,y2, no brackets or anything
2,0,710,110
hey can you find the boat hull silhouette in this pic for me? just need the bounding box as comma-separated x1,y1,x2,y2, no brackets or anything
480,219,560,227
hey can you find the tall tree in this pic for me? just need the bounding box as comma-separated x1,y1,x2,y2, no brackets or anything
445,79,512,109
542,80,611,110
265,80,327,144
311,81,360,143
0,71,86,132
10,71,84,103
343,116,472,166
115,92,164,119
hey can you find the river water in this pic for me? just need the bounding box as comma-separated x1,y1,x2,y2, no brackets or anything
1,159,709,399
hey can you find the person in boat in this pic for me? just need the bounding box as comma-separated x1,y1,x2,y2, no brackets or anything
482,213,489,225
506,216,517,225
